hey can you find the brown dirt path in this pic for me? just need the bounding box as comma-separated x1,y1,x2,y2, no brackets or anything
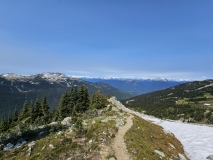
112,114,133,160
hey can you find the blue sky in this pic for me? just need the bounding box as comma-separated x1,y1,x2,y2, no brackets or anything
0,1,213,79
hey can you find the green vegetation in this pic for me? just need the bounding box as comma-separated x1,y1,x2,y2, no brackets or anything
125,116,188,160
0,85,109,148
0,94,125,160
123,79,213,124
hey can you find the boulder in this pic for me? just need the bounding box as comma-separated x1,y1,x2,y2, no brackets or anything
61,117,72,126
207,155,213,160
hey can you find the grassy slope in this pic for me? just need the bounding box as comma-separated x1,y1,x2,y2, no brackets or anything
125,116,188,160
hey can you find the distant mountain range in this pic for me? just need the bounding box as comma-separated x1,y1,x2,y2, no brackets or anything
81,77,189,95
0,73,132,117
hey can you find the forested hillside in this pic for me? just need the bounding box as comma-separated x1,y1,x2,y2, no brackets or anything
0,73,132,119
123,79,213,124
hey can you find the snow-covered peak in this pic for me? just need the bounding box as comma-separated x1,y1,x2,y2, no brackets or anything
40,72,68,82
0,72,78,83
1,73,31,81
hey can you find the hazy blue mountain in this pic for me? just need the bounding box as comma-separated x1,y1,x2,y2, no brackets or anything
81,77,188,95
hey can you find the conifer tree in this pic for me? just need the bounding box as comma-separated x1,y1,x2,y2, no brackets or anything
19,100,29,120
35,97,42,119
59,90,70,119
28,100,35,123
0,117,9,132
91,90,108,109
13,106,19,122
42,95,49,116
77,85,90,113
71,105,77,123
41,95,50,123
70,86,79,112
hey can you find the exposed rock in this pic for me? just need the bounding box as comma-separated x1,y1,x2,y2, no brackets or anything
27,141,36,156
85,109,98,116
155,150,165,157
61,117,72,126
178,153,187,160
89,139,93,144
57,131,63,135
49,144,55,149
109,157,116,160
169,143,176,149
49,122,58,125
207,155,213,160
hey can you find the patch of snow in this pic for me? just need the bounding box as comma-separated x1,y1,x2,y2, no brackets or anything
163,129,172,135
14,140,27,148
4,143,14,150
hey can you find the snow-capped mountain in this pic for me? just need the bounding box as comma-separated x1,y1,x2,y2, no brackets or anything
81,77,190,95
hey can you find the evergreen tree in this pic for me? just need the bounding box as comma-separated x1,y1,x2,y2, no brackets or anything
28,100,36,123
0,117,9,132
71,105,77,123
70,86,79,111
35,97,42,119
77,85,90,113
19,100,29,120
59,90,70,119
41,95,50,124
91,90,108,109
13,106,19,122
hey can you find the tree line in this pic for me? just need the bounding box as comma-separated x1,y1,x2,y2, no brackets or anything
0,85,108,132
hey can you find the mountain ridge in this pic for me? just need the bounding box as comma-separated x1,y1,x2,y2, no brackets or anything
0,73,133,119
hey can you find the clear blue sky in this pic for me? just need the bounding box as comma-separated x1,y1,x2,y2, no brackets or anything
0,1,213,79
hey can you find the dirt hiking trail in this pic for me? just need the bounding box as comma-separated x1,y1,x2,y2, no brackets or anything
112,114,133,160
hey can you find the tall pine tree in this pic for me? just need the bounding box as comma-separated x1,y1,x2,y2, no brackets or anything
18,100,29,120
59,90,70,119
41,95,50,124
76,85,90,113
28,100,36,123
13,106,19,122
35,97,42,119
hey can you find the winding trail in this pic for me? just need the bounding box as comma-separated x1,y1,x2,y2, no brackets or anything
112,114,133,160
